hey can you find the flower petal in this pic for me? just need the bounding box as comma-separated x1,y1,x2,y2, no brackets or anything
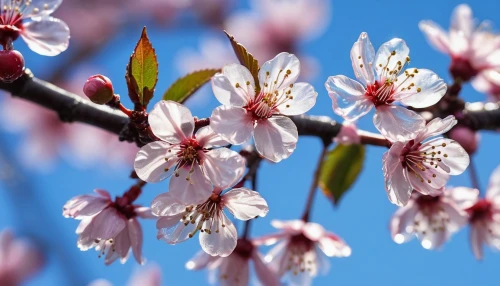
423,138,470,175
62,194,110,219
151,192,187,217
385,162,413,206
24,0,62,17
276,82,317,116
222,188,269,220
302,222,326,242
21,17,69,56
325,75,372,121
185,250,217,270
374,38,410,79
396,69,447,108
134,141,178,183
169,166,212,205
217,255,249,286
149,101,194,143
408,168,448,196
390,202,419,243
90,208,127,240
470,224,485,260
212,64,254,107
350,32,376,85
415,115,457,143
451,4,474,38
448,187,479,209
373,105,425,142
252,251,281,286
156,213,193,244
128,219,144,265
199,214,238,257
318,233,351,257
259,52,300,92
195,126,229,148
202,148,246,190
418,21,451,54
210,106,254,145
108,228,130,264
254,116,298,162
487,167,500,202
271,219,305,233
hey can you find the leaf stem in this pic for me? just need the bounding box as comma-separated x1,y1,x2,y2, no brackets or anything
301,142,329,222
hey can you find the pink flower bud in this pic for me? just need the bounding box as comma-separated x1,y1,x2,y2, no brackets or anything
0,50,25,83
448,126,479,154
334,122,360,145
83,75,114,104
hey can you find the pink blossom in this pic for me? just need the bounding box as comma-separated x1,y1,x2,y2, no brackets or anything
253,220,350,286
63,189,154,265
88,264,162,286
186,238,280,286
0,0,69,56
419,4,500,83
448,126,480,154
210,52,318,162
0,230,43,286
326,32,447,142
383,116,470,206
390,189,472,249
471,69,500,101
152,177,269,257
334,122,360,145
134,100,245,205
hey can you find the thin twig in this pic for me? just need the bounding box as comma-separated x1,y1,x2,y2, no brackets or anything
301,143,329,222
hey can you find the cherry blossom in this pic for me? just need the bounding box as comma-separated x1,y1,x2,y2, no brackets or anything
383,116,470,206
326,32,447,142
419,4,500,84
470,69,500,101
134,100,245,204
185,238,280,286
0,230,43,286
456,167,500,260
88,264,162,286
253,219,350,286
0,0,70,56
390,189,472,249
63,189,153,265
152,176,269,257
210,52,318,162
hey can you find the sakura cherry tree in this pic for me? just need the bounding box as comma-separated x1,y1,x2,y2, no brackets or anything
0,1,499,285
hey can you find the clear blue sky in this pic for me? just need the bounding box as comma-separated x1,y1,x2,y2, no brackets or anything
1,0,500,285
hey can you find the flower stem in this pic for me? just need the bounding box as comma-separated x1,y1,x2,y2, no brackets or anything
468,158,481,191
301,143,329,222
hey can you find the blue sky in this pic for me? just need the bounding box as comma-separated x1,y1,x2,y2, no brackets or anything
1,0,500,285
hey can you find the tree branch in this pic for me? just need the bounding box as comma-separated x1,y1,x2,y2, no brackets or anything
0,73,498,148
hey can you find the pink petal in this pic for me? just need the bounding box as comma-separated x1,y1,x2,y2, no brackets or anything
374,38,410,79
90,208,127,240
107,228,131,265
217,255,250,286
202,148,246,190
302,222,326,242
210,106,254,145
148,101,194,143
418,21,451,54
318,233,352,257
271,219,305,233
169,165,212,205
373,105,425,142
334,122,360,145
385,162,413,206
254,116,298,162
126,264,162,286
448,187,479,209
407,167,449,196
156,213,194,244
422,138,469,175
390,202,419,243
128,219,144,265
222,187,269,220
134,141,178,183
451,4,473,38
186,250,217,270
199,214,238,257
276,82,318,116
415,115,457,143
252,232,288,246
63,194,110,219
383,142,405,182
95,189,112,200
350,32,376,85
470,224,485,260
325,75,372,121
195,126,229,149
8,238,43,282
151,192,187,217
134,207,155,219
21,17,69,56
487,167,500,202
76,218,95,250
259,52,300,92
252,251,281,286
396,69,447,108
212,64,254,107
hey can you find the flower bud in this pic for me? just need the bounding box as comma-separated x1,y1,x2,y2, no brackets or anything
83,75,114,104
449,58,478,82
0,50,25,83
334,122,360,145
448,126,479,154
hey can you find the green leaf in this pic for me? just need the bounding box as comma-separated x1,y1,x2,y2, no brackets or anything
319,144,365,206
163,69,220,103
126,27,158,107
224,31,260,92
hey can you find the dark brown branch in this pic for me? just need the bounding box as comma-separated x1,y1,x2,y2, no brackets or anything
0,73,498,148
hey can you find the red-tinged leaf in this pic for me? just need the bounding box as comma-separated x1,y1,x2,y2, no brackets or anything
163,69,220,103
224,31,260,92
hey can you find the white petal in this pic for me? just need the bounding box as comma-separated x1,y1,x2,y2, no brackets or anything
21,17,69,56
325,75,372,121
374,38,410,79
451,4,474,38
383,142,405,181
128,219,144,265
217,255,249,286
222,188,269,220
302,222,326,241
195,126,229,148
390,202,419,242
408,168,448,196
385,162,412,206
151,192,187,217
470,224,485,260
254,116,298,162
424,138,469,175
447,187,479,209
202,148,246,190
210,106,254,145
418,21,451,54
350,32,376,85
259,52,300,92
373,105,425,142
277,82,317,116
62,194,109,219
148,101,194,143
134,141,177,183
318,233,351,257
156,214,196,244
396,69,447,108
199,214,237,257
212,64,254,107
252,251,281,286
487,166,500,201
185,250,217,270
415,115,457,143
90,208,127,240
23,0,62,17
169,166,212,205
